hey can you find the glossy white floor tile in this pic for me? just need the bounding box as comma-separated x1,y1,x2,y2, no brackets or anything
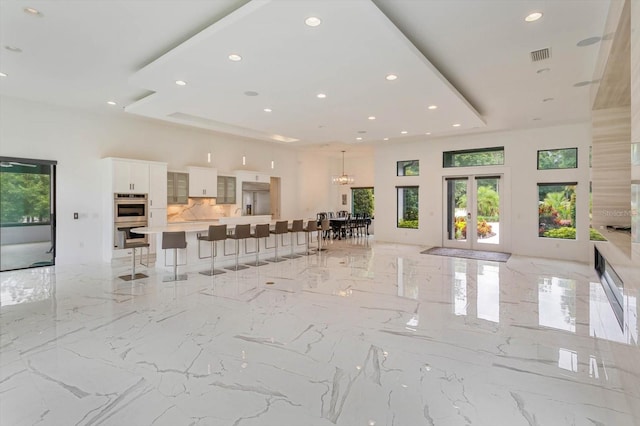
1,239,639,426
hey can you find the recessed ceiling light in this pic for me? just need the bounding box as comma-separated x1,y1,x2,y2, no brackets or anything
107,101,117,105
383,138,389,141
452,123,461,127
428,105,438,110
228,54,242,62
525,12,543,22
175,80,187,86
263,108,272,112
385,74,398,81
356,137,363,141
305,17,322,27
536,67,551,74
400,130,408,134
0,72,7,78
24,7,42,16
317,93,326,99
368,116,376,120
425,132,431,135
4,46,22,53
542,97,554,102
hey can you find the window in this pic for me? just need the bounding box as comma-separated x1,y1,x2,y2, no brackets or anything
538,183,577,239
537,148,578,170
351,187,374,217
397,160,419,176
397,186,418,228
443,147,504,168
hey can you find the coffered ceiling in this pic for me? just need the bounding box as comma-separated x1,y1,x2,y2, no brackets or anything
0,0,615,146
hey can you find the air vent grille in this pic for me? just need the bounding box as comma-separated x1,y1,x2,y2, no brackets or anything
530,48,551,62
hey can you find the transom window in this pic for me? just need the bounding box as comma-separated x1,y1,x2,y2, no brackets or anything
397,160,419,176
443,147,504,168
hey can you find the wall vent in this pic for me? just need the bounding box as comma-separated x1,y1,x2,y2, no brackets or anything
530,48,551,62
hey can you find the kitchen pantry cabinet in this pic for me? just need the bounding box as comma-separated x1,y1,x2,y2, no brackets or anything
149,163,168,209
167,172,189,204
112,159,149,193
216,176,236,204
188,166,217,197
147,208,167,254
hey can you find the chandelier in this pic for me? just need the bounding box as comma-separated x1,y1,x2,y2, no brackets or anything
332,150,355,185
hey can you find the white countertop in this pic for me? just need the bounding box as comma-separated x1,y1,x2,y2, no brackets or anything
134,216,315,235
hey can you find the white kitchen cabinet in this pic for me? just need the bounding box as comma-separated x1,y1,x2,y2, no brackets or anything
188,166,217,197
112,159,149,194
235,170,270,184
149,163,167,208
148,208,167,254
216,176,236,204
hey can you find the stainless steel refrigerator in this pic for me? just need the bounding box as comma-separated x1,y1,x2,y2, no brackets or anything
241,182,270,215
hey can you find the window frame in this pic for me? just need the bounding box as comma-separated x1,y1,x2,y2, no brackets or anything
537,147,578,170
396,160,419,176
396,185,419,229
537,182,578,240
443,146,505,168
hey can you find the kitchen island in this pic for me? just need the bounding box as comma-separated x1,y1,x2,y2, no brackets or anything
132,215,312,272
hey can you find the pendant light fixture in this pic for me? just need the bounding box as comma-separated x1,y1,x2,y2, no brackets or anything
332,150,354,185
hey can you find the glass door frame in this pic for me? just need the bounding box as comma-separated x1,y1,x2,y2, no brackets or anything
442,173,505,252
0,156,57,271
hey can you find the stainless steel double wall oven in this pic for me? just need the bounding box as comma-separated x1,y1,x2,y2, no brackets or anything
113,193,148,248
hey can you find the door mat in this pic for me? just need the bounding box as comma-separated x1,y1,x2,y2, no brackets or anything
421,247,511,262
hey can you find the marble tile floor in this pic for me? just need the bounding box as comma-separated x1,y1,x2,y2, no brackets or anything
1,238,639,426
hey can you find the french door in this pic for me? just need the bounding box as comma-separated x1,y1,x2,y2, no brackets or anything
444,175,503,251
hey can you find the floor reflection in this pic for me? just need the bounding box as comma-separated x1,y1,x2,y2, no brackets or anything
590,281,638,345
538,276,576,332
0,266,55,306
477,261,499,323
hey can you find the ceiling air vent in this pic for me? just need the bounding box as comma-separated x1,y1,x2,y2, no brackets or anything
530,47,551,62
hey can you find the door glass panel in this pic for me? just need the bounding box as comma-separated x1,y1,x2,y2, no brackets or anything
446,178,468,241
476,177,500,245
1,158,56,271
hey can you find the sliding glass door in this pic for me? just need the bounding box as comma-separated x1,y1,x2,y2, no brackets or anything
0,157,57,271
444,175,503,251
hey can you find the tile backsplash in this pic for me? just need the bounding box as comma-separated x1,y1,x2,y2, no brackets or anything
167,199,238,222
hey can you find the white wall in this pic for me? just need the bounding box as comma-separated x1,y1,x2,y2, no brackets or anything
0,96,299,265
295,151,375,218
374,123,593,262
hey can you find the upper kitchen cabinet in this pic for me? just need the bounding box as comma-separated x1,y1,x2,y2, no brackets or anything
235,170,270,184
167,171,189,204
112,159,149,193
188,166,217,197
217,176,236,204
148,163,167,209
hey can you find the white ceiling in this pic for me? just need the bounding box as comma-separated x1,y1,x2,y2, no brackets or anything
0,0,614,148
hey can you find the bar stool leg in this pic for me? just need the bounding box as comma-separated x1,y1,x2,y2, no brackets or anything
119,246,149,281
266,234,287,262
283,232,301,259
163,248,187,282
226,239,249,271
200,241,226,276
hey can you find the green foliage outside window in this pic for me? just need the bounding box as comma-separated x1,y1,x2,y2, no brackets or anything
352,187,374,217
443,147,504,168
0,172,51,224
538,184,576,239
397,160,419,176
537,148,577,170
398,187,418,228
